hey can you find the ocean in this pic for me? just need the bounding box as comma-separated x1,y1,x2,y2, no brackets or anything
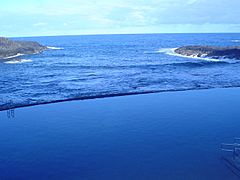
1,33,240,179
1,33,240,110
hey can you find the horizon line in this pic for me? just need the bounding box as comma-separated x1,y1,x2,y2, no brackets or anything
8,32,240,38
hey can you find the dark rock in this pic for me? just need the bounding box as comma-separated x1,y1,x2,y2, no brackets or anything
0,37,47,59
174,46,240,59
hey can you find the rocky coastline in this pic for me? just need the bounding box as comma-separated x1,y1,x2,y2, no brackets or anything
0,37,47,59
174,46,240,59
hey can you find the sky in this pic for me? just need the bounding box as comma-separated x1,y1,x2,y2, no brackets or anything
1,0,240,37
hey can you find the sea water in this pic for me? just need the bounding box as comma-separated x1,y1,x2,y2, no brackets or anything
0,33,240,110
1,34,240,179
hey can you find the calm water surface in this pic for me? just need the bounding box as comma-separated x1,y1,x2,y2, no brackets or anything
0,88,240,179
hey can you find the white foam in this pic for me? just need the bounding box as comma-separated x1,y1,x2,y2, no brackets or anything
231,40,240,43
3,53,24,59
158,48,233,62
4,59,33,64
47,46,64,50
143,51,162,54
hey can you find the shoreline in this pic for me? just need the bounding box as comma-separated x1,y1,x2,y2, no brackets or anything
159,47,239,62
2,86,240,112
0,37,47,59
0,47,57,62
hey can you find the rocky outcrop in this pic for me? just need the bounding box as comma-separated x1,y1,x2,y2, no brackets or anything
0,37,47,59
174,46,240,59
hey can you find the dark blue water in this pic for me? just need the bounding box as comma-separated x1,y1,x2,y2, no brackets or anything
0,88,240,180
1,33,240,110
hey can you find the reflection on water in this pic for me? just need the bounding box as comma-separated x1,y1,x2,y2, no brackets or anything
5,100,15,119
7,109,15,119
0,88,240,179
221,138,240,178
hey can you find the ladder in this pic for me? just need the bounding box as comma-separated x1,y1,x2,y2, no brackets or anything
221,138,240,177
221,138,240,156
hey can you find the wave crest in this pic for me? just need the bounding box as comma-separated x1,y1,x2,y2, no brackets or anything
4,59,33,64
47,46,64,50
3,53,24,60
231,40,240,43
158,48,238,63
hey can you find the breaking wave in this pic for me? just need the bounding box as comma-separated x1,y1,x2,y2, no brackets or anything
158,48,239,63
47,46,64,50
4,59,33,64
231,40,240,43
3,53,25,59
